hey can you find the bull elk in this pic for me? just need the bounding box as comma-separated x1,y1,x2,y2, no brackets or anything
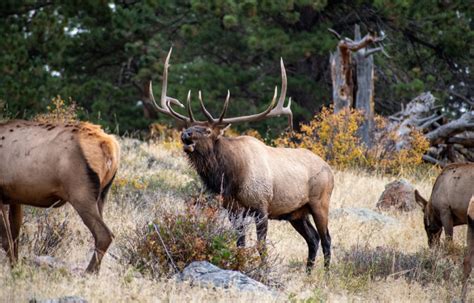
0,120,120,273
414,163,474,247
145,49,334,271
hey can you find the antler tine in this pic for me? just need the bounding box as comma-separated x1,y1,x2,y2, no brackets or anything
188,58,292,128
186,90,195,123
218,86,278,124
218,90,231,123
273,58,287,111
146,48,190,122
165,99,189,121
160,48,172,109
266,58,293,127
198,90,215,123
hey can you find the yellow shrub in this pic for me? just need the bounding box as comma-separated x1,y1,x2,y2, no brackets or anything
34,95,79,123
148,123,183,150
275,107,365,169
275,107,430,175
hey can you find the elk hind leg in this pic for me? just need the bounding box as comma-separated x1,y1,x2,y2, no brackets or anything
289,216,320,273
309,196,331,269
70,193,113,273
98,173,116,218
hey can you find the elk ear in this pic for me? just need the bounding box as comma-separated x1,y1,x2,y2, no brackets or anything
219,123,232,136
414,190,428,208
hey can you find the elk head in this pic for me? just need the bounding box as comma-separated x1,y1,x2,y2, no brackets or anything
145,48,293,153
415,190,442,247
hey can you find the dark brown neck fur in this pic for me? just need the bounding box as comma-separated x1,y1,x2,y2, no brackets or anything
186,137,245,198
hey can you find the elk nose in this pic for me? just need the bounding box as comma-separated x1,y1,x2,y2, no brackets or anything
181,131,191,141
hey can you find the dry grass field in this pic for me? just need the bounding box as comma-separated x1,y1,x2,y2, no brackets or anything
0,138,470,302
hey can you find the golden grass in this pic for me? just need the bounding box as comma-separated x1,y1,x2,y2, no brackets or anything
0,138,470,302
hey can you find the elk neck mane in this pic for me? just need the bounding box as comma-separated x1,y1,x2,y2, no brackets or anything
186,136,246,198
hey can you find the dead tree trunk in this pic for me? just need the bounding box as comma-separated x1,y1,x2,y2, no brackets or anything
329,25,385,147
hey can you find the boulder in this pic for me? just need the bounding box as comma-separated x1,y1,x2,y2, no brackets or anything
179,261,270,293
330,207,398,225
376,179,417,211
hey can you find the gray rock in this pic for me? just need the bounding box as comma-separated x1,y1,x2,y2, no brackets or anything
376,179,417,211
330,207,399,225
29,296,88,303
179,261,270,293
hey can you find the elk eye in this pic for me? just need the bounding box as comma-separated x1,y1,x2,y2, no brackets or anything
205,129,212,135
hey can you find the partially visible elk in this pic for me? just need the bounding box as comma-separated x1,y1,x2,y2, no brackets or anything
461,195,474,302
415,163,474,247
0,120,120,273
144,49,334,271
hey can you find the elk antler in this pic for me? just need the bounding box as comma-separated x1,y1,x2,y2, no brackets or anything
189,58,293,128
153,49,293,129
146,48,190,122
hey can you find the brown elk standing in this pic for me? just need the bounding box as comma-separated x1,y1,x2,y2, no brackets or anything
462,195,474,301
144,49,334,271
0,120,120,273
414,163,474,247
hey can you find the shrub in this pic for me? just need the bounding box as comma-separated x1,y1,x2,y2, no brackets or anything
119,195,279,285
147,123,182,150
275,106,430,175
337,244,463,286
20,208,71,256
33,95,79,124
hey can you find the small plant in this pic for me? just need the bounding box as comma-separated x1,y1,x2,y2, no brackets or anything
337,244,463,286
20,208,71,256
33,95,79,124
119,195,279,285
0,99,7,121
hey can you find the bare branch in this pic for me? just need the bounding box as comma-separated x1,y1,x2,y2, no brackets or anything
327,28,342,40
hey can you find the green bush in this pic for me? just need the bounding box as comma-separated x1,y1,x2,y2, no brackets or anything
119,195,279,285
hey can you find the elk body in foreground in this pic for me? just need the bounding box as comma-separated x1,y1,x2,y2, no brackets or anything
414,163,474,247
461,195,474,301
0,120,120,273
145,49,334,270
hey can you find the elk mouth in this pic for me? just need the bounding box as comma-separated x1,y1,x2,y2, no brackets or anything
182,137,195,153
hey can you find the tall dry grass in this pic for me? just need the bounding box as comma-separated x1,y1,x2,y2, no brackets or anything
0,138,469,302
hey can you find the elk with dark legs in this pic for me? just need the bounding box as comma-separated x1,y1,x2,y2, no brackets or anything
145,49,334,271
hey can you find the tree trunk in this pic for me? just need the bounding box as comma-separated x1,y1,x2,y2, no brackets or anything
330,46,353,113
353,25,375,147
330,25,383,147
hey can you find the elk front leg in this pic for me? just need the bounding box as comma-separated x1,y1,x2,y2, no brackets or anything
9,204,22,261
440,211,454,242
0,202,14,264
229,211,247,247
254,210,268,261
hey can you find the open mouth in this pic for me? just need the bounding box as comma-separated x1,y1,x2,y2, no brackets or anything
182,138,195,152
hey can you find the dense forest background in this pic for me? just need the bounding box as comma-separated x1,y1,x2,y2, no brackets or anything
0,0,472,134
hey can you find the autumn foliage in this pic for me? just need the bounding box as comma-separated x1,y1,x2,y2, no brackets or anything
121,196,276,284
275,107,429,174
